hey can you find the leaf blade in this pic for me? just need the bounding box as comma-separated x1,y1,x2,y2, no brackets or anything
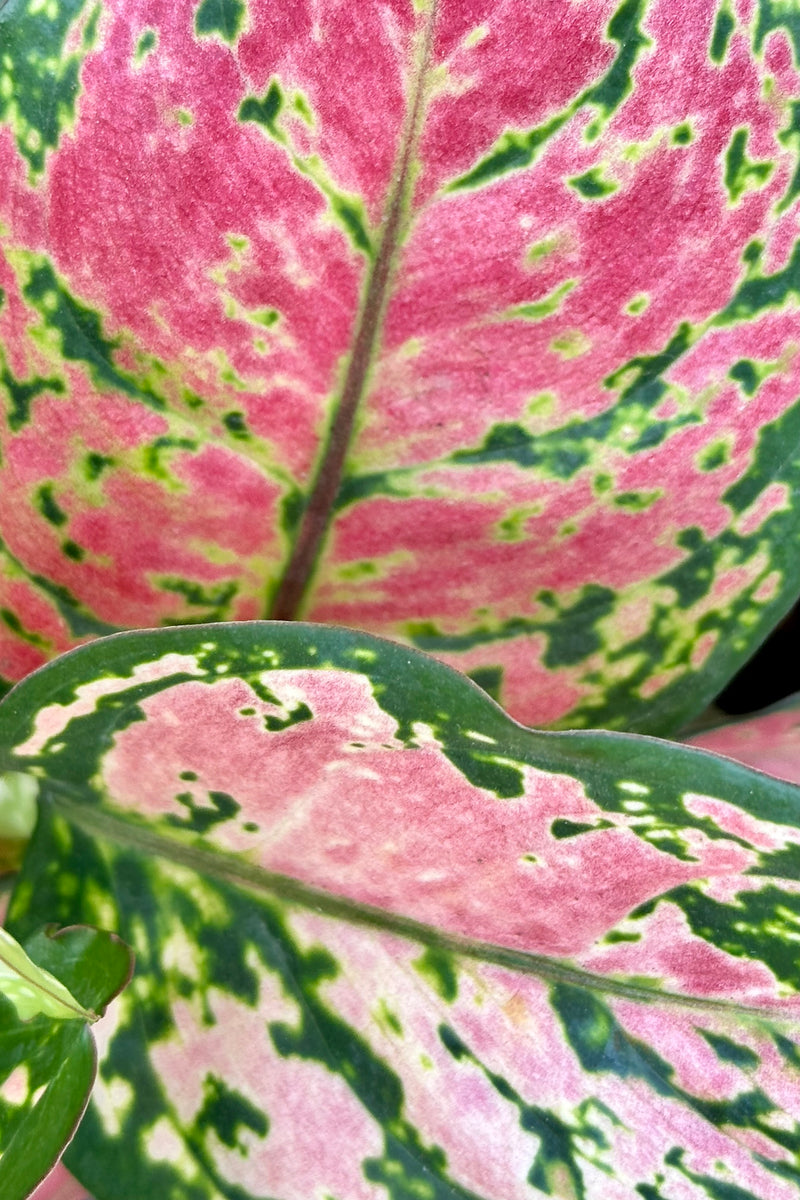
2,1,800,729
5,623,800,1197
0,926,133,1200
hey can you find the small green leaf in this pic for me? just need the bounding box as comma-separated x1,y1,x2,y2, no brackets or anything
0,926,133,1200
0,925,91,1021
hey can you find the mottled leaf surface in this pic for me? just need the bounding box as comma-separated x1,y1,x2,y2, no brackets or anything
0,925,132,1200
1,0,800,732
5,623,800,1197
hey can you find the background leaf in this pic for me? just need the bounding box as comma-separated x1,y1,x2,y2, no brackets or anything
29,1162,91,1200
0,924,132,1200
5,622,800,1197
689,691,800,785
1,0,800,731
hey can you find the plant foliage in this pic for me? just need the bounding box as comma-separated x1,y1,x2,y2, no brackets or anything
3,624,800,1197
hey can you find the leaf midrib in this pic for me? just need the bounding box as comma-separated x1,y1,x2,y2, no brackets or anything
268,4,438,619
48,792,797,1024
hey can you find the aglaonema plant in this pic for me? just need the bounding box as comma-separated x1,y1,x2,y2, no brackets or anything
2,0,800,1196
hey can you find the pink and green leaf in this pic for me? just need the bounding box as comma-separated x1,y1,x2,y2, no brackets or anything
1,0,800,731
689,690,800,785
4,621,800,1197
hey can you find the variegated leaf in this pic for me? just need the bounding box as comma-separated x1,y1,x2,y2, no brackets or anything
2,0,800,732
0,924,132,1200
690,691,800,785
5,622,800,1198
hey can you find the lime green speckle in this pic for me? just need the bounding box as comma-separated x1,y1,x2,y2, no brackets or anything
506,279,576,321
0,773,38,841
336,560,378,581
550,330,591,359
625,293,650,315
613,490,661,511
292,91,314,126
462,23,489,49
251,308,280,328
526,391,557,420
375,1000,403,1036
526,233,563,264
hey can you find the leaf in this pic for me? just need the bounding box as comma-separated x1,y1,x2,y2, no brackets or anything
0,925,93,1021
689,691,800,785
0,923,132,1200
5,621,800,1198
2,1,800,732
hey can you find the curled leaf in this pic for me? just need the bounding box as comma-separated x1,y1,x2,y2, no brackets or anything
0,925,92,1022
0,925,133,1200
